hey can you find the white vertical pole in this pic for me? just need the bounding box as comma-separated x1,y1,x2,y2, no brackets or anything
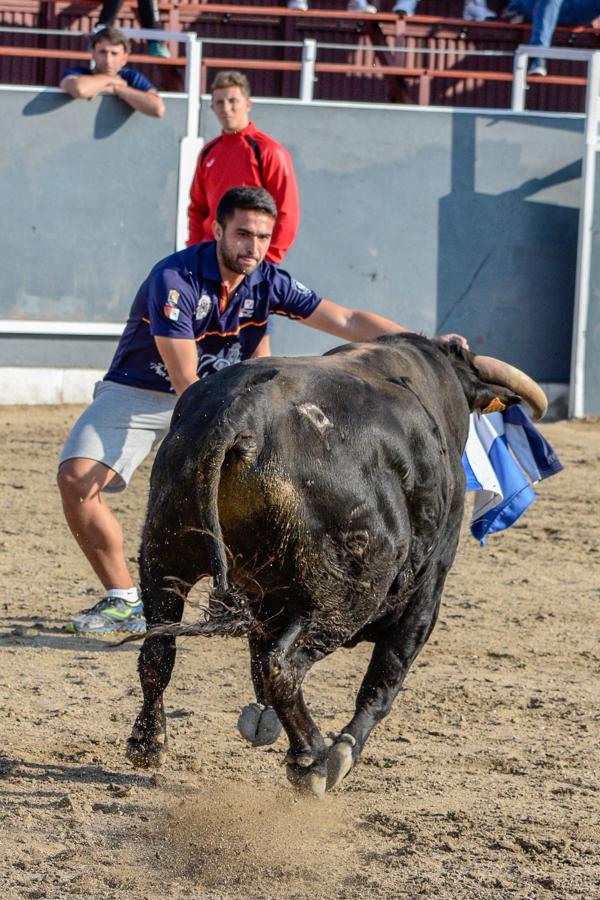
299,38,316,103
569,50,600,417
176,35,204,251
184,33,201,140
511,46,528,112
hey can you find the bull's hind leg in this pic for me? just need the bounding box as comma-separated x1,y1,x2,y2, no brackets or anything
249,625,332,798
126,544,200,769
237,648,283,747
126,591,184,769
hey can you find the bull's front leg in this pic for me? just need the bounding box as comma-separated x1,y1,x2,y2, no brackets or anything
330,573,447,791
250,624,330,798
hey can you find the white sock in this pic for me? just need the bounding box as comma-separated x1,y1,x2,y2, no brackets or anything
106,587,139,605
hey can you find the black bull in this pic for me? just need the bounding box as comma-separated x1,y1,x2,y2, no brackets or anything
126,333,539,797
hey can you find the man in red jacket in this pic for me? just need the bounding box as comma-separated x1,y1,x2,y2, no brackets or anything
187,70,300,264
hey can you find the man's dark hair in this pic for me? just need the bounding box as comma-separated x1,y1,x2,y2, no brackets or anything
90,26,131,54
216,187,277,227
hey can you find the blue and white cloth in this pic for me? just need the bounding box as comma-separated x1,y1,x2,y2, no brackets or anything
463,406,563,544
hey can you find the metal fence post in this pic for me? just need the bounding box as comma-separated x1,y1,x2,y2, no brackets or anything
300,38,316,103
177,34,203,250
511,46,528,112
184,33,201,140
569,49,600,416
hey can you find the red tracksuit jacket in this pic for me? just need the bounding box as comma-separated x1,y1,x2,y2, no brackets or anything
187,122,300,264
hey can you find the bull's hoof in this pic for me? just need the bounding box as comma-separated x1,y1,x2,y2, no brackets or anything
237,702,282,746
284,732,356,797
325,732,356,791
126,721,168,769
286,761,327,799
126,737,167,769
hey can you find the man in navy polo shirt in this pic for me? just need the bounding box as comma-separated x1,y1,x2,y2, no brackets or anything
56,185,431,634
59,26,164,118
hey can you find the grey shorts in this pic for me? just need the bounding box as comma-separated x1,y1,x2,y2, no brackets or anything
59,380,177,492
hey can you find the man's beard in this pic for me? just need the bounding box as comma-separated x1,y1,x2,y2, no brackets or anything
219,241,259,275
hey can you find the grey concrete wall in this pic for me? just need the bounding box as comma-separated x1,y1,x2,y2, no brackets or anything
234,103,582,383
0,88,187,326
0,90,585,389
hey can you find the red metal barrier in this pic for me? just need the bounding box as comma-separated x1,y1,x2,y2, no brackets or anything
0,0,597,109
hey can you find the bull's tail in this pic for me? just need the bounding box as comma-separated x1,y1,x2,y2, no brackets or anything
165,423,260,640
142,589,260,641
195,424,237,600
115,592,259,645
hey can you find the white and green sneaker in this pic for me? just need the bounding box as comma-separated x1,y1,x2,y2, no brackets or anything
65,597,146,635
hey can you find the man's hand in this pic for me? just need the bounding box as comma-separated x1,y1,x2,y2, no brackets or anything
103,76,127,95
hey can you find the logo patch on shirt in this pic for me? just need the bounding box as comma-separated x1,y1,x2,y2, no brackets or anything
239,297,255,318
195,293,212,320
198,343,242,378
163,305,180,321
293,280,311,296
166,289,180,307
206,158,216,169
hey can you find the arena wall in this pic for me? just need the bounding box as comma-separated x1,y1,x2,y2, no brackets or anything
0,87,592,414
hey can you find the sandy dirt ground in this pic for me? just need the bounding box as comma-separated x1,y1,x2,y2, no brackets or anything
0,405,599,900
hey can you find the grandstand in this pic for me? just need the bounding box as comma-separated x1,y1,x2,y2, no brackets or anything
1,0,600,110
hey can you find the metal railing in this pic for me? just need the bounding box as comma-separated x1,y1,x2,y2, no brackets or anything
511,43,595,111
2,24,594,107
511,45,600,417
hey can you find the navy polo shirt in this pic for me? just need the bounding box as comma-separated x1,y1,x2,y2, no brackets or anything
60,66,156,93
105,242,322,393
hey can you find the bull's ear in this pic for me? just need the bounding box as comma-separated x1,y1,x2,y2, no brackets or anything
472,383,521,415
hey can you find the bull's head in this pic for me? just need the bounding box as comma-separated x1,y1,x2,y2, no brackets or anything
440,339,548,421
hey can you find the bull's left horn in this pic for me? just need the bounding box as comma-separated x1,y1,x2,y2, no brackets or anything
473,356,548,422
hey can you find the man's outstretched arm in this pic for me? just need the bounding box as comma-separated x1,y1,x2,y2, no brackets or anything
303,299,468,347
303,299,409,343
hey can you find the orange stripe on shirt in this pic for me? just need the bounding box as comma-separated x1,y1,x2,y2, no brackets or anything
197,317,270,341
143,310,309,338
141,315,270,340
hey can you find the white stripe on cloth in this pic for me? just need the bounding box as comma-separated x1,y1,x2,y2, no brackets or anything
462,407,563,544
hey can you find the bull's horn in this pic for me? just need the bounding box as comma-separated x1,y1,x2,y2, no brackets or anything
473,356,548,421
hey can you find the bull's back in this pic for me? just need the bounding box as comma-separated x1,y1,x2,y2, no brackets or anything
191,353,463,595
